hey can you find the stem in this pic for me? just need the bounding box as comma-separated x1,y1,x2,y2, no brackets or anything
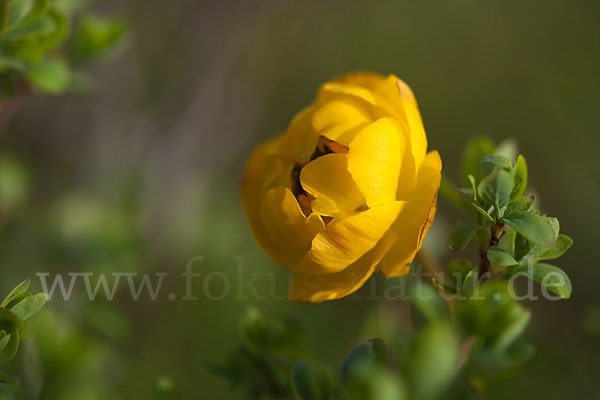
478,223,504,280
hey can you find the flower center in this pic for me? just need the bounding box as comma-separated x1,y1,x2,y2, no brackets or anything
291,136,348,216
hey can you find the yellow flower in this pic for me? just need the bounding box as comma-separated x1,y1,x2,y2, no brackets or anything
241,72,442,302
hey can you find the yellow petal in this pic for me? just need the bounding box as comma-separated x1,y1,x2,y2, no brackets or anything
401,97,427,169
290,234,395,302
284,105,320,163
302,201,404,273
311,96,376,146
241,135,288,226
347,118,403,207
299,153,365,217
259,187,326,270
319,74,422,199
379,151,442,277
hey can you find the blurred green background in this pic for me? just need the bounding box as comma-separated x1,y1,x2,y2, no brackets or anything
1,0,599,398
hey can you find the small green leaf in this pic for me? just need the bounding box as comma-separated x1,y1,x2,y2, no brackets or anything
456,189,494,223
340,339,386,384
432,277,456,294
6,0,32,29
459,136,495,186
25,57,70,93
10,292,47,320
462,270,478,295
456,281,530,348
0,309,25,367
291,360,332,400
467,174,477,200
407,323,458,400
478,169,514,211
2,14,55,40
448,259,473,280
509,263,572,299
345,366,407,400
503,211,556,248
487,246,518,267
511,155,528,199
537,234,573,261
447,224,478,252
478,155,512,177
239,307,303,355
504,194,534,217
0,280,30,308
0,370,13,384
492,304,531,351
68,13,128,64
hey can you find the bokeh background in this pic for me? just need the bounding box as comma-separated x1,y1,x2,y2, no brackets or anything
1,0,599,398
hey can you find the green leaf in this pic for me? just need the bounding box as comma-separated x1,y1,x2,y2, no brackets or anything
238,307,303,355
21,0,49,24
511,155,528,199
291,360,332,400
509,263,572,299
472,341,535,372
456,189,494,223
9,292,47,320
0,309,24,367
340,339,386,384
68,13,128,64
462,270,478,296
25,57,70,93
504,194,534,217
0,280,30,308
447,224,478,252
456,281,530,347
0,50,27,71
487,246,518,267
6,0,32,29
459,136,495,186
478,169,514,211
478,155,512,177
407,323,458,400
407,282,449,328
447,259,473,283
537,234,573,261
9,9,68,62
345,366,407,400
2,14,55,40
492,304,531,351
467,174,477,200
503,211,556,248
0,370,13,384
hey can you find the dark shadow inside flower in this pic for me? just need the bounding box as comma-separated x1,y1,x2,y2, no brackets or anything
290,135,350,219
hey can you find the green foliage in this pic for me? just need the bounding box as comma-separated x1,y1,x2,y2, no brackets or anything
444,137,572,298
291,360,332,400
0,0,128,96
447,224,478,252
340,339,386,385
0,279,47,393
